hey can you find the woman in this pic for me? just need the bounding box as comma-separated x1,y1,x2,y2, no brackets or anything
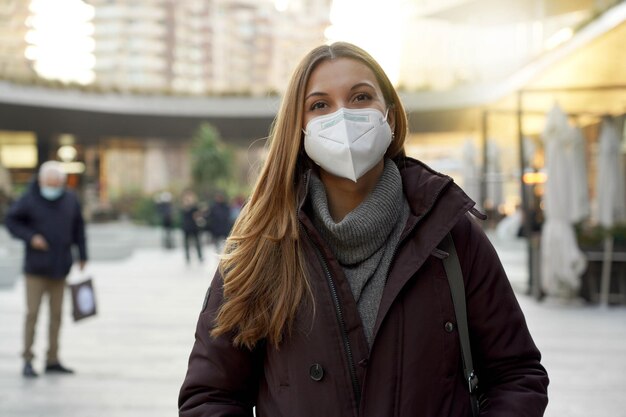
179,42,548,417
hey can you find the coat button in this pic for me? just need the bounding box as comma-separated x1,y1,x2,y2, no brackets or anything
444,321,456,333
309,363,324,381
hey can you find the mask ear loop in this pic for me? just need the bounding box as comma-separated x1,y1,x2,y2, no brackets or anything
384,107,395,139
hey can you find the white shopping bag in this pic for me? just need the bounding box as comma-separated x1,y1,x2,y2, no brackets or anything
67,271,97,322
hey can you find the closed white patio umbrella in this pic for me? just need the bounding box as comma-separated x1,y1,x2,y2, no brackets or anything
596,117,626,228
595,117,626,306
569,128,590,223
541,104,587,297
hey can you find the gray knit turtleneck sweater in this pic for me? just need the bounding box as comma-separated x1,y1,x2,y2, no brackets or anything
309,159,410,347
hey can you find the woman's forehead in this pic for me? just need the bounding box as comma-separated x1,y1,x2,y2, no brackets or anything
305,58,380,93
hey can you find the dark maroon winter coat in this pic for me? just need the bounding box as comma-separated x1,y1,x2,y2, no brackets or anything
179,157,549,417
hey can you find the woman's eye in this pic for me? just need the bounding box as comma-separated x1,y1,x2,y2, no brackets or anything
310,101,327,110
354,93,371,102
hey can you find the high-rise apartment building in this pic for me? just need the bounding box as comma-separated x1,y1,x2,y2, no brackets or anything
87,0,169,91
0,0,331,94
86,0,330,95
0,0,35,81
167,0,213,94
210,0,273,95
267,0,333,93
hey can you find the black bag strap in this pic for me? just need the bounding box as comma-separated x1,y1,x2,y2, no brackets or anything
440,233,480,417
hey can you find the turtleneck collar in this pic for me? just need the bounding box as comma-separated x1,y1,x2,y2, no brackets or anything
309,159,404,265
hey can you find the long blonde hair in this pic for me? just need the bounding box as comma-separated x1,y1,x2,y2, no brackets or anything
213,42,408,349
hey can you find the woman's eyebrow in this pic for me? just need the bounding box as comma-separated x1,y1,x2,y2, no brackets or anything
350,81,376,91
304,81,376,102
304,91,327,101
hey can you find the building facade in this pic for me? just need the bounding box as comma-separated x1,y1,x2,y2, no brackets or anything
398,0,611,91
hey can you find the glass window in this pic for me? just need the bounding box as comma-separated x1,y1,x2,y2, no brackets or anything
0,131,37,168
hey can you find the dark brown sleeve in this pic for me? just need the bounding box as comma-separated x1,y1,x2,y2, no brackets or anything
178,270,261,417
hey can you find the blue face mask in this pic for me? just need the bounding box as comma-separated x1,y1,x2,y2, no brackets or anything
40,186,64,201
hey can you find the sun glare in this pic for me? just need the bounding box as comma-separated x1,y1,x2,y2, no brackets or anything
326,0,410,85
274,0,290,12
26,0,95,85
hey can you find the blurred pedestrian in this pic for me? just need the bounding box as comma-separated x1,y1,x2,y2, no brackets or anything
156,191,174,249
0,160,13,222
179,42,548,416
207,192,232,250
229,194,246,224
180,190,204,264
5,161,87,378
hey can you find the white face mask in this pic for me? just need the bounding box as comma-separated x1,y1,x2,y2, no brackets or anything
303,107,392,182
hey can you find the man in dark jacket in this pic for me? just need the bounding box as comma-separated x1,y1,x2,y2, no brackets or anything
180,189,204,263
5,161,88,378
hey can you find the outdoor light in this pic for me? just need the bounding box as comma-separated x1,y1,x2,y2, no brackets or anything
56,145,85,174
61,161,86,174
522,171,547,185
57,145,77,162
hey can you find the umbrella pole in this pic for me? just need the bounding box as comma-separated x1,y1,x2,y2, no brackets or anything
516,90,536,297
481,109,488,213
599,235,613,307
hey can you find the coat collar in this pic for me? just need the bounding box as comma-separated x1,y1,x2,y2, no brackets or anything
296,157,482,350
297,157,480,227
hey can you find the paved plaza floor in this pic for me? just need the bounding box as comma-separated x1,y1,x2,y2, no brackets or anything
0,227,625,417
